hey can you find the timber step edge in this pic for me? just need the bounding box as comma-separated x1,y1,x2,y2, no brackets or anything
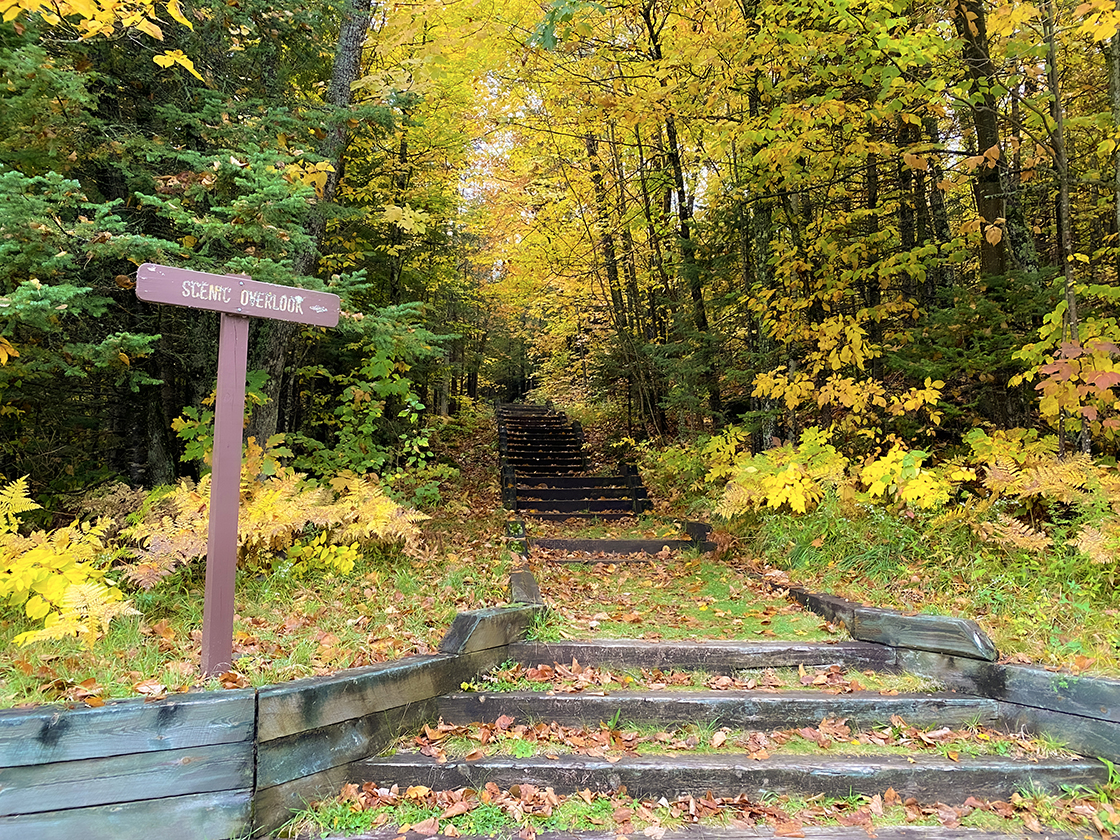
301,825,1084,840
505,640,901,672
435,690,1000,730
350,752,1109,803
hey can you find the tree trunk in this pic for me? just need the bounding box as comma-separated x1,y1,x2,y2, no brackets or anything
640,1,722,420
246,0,372,446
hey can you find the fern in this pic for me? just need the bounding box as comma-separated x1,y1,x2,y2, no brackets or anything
14,581,138,647
982,458,1022,495
123,467,426,582
1016,454,1091,503
978,513,1053,553
0,478,135,647
0,475,40,531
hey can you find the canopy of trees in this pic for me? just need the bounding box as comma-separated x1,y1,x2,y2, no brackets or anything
2,0,1120,503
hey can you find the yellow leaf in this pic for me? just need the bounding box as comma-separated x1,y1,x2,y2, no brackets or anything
137,18,164,39
118,352,130,366
166,0,193,29
0,336,18,366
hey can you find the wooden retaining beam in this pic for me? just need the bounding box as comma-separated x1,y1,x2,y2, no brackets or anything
0,689,255,840
436,689,1001,730
254,603,545,835
898,649,1120,763
0,601,546,840
784,587,998,661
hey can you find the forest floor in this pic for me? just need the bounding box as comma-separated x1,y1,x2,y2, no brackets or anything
1,407,1116,706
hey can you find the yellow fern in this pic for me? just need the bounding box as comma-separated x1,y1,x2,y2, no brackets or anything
0,477,134,647
0,475,40,531
1070,524,1115,568
1016,455,1091,503
978,513,1053,553
124,467,426,580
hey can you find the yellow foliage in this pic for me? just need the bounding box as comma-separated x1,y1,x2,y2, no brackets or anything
0,478,136,646
153,50,203,81
0,336,18,366
124,466,426,583
286,532,360,576
717,427,848,516
859,446,950,509
977,513,1053,553
1,0,185,39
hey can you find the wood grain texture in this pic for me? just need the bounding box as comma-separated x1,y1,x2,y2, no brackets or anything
252,760,360,835
0,789,252,840
849,608,997,661
435,690,999,731
0,741,253,816
257,649,503,743
783,588,857,628
506,640,899,673
509,569,543,604
786,588,998,661
0,689,255,767
352,752,1107,803
257,698,439,789
898,650,1120,723
997,703,1120,762
438,605,545,655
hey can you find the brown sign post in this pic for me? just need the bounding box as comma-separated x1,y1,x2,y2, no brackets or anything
137,263,340,675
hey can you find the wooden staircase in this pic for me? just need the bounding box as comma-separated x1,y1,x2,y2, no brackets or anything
498,404,651,519
324,416,1114,838
345,638,1105,836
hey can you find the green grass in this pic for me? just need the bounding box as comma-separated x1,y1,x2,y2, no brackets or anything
747,493,1120,674
0,526,510,707
283,778,1119,840
533,555,833,642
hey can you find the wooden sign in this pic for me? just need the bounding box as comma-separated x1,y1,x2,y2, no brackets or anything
136,263,340,675
137,263,339,327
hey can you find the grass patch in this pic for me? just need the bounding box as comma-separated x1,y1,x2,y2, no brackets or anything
745,493,1120,673
0,524,509,707
532,555,832,642
402,715,1070,762
283,778,1120,839
525,516,689,542
472,660,941,695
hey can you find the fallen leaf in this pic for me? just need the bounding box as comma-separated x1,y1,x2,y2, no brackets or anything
411,816,439,836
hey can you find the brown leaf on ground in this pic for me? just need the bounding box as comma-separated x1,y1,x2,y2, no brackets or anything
991,801,1015,818
132,677,166,698
773,819,806,837
439,800,474,820
934,802,961,827
411,816,439,836
218,670,249,689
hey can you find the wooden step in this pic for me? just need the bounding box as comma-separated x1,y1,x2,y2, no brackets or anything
517,476,631,488
519,500,636,513
531,537,684,552
522,512,639,521
436,690,1000,731
352,752,1107,803
519,488,634,501
506,640,899,672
